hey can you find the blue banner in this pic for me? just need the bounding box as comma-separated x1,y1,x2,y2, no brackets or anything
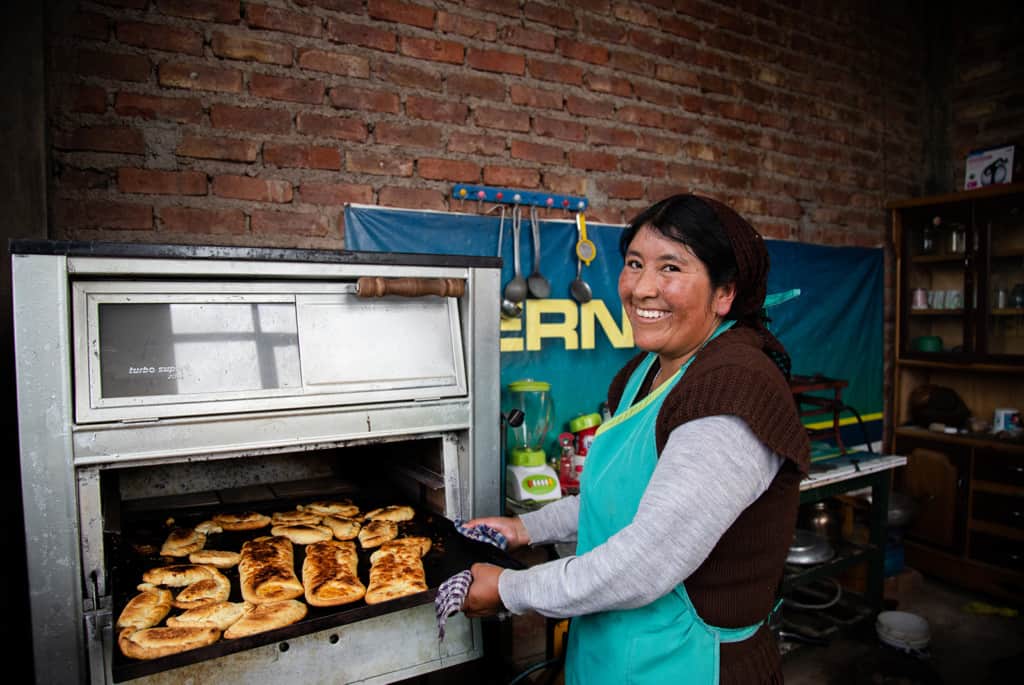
344,204,883,458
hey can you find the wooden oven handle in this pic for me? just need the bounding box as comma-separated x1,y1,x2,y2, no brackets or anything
356,277,465,298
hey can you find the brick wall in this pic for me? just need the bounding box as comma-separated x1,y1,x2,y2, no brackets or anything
47,0,927,250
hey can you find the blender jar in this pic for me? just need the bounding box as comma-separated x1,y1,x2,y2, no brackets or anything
505,379,553,466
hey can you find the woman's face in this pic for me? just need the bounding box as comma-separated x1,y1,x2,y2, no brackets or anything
619,225,736,369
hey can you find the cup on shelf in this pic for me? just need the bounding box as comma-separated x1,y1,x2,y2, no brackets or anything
945,290,962,309
911,288,928,309
928,290,945,309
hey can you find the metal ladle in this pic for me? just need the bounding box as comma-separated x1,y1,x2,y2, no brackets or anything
570,212,594,303
526,206,551,299
502,205,528,311
497,207,522,319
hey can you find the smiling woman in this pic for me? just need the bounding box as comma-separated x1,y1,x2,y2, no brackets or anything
462,194,811,685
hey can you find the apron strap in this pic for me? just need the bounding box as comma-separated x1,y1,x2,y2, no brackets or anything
712,598,782,644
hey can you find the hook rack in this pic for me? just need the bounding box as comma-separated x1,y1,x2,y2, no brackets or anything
452,184,588,213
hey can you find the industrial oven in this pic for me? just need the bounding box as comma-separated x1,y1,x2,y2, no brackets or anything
11,240,504,684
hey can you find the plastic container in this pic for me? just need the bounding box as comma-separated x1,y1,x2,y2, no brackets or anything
876,611,930,652
569,412,602,456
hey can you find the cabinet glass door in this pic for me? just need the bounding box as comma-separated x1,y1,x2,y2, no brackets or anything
902,202,972,359
980,194,1024,360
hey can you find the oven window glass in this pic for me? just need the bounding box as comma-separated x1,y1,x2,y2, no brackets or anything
98,302,301,398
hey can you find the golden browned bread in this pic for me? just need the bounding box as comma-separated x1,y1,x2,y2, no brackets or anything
299,500,360,518
363,505,414,523
321,515,361,541
118,625,220,660
116,587,173,631
141,564,216,588
369,536,432,564
188,550,241,569
270,524,333,545
364,546,427,605
302,540,365,607
271,510,323,526
357,520,398,549
159,527,206,557
238,536,304,604
223,600,307,639
194,520,223,535
212,511,271,531
172,568,231,610
166,601,252,631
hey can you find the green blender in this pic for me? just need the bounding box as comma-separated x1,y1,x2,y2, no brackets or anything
505,379,561,504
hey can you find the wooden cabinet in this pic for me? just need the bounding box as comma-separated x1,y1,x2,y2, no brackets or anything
888,183,1024,603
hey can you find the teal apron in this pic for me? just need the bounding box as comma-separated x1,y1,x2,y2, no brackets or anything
565,320,772,685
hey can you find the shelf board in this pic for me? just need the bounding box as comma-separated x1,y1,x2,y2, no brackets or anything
968,519,1024,542
908,308,963,315
781,542,879,592
972,480,1024,496
895,357,1024,373
992,308,1024,316
894,425,1024,453
886,181,1024,209
910,254,968,264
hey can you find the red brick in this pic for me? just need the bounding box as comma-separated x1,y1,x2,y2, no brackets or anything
598,178,644,200
569,150,618,172
447,73,505,101
159,62,243,92
464,0,519,17
59,167,110,190
156,0,240,23
250,73,323,104
68,12,109,40
57,126,145,154
177,134,260,162
56,199,152,230
115,92,202,123
378,186,446,211
264,143,341,170
296,112,368,141
541,171,586,197
634,81,677,108
626,29,676,59
69,86,107,114
609,49,651,77
329,86,400,113
663,14,700,41
378,60,443,91
246,4,323,37
588,125,639,148
621,156,665,177
499,25,555,53
293,0,362,10
533,115,585,143
524,1,575,30
73,49,151,82
346,151,413,176
298,49,370,77
375,122,443,148
447,132,505,157
510,140,564,165
325,18,396,52
474,106,529,133
299,182,373,205
251,209,329,237
483,166,540,189
585,73,632,97
566,95,614,119
527,58,583,85
405,95,467,123
211,32,292,65
612,3,658,28
213,175,293,203
116,21,203,55
617,105,664,128
557,38,608,65
210,104,292,134
94,0,147,8
399,36,463,64
437,11,496,40
466,48,524,75
118,168,207,195
510,85,563,110
160,206,247,235
417,158,479,182
368,0,435,29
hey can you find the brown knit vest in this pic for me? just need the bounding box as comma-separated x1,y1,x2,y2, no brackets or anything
607,326,809,684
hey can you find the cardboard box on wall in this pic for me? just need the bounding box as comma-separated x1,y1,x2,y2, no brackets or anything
964,144,1016,190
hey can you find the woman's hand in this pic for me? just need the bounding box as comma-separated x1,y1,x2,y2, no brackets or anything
463,563,505,617
462,515,530,550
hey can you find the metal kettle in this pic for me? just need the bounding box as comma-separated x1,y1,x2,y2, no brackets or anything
799,500,840,542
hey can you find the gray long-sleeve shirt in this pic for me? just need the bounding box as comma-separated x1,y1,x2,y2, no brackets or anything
497,415,782,618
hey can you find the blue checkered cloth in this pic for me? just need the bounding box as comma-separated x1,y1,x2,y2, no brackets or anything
452,518,509,550
434,569,472,640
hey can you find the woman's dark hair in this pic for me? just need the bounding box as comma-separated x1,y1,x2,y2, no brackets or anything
619,194,739,292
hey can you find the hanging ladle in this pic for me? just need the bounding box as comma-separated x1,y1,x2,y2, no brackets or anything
497,207,522,318
526,205,551,299
502,205,528,311
570,212,593,303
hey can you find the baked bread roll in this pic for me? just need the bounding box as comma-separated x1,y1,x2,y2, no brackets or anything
239,536,304,604
194,520,223,535
302,540,365,607
172,567,231,610
212,511,271,531
300,500,360,518
188,550,241,569
363,505,414,523
116,587,172,631
270,524,333,545
321,515,361,541
167,601,252,631
357,520,398,549
223,600,307,639
369,536,432,563
271,510,323,526
118,625,220,660
160,527,206,557
364,545,427,605
142,564,216,588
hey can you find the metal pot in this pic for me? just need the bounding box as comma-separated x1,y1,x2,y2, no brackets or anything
786,529,835,565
